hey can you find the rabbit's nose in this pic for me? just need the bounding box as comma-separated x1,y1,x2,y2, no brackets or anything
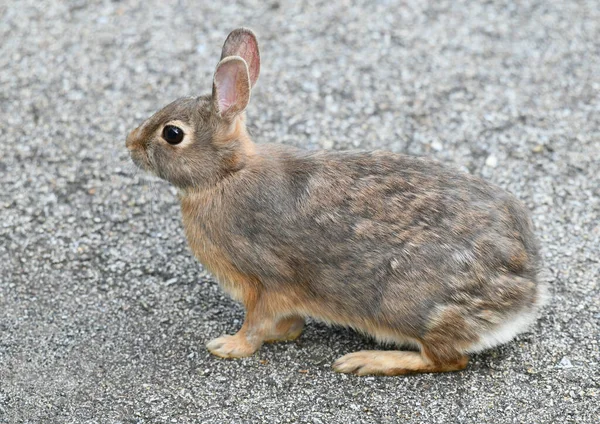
126,128,140,150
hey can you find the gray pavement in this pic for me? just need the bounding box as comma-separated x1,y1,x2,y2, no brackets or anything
1,0,599,423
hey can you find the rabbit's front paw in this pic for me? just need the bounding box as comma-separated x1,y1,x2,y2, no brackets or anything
206,334,259,358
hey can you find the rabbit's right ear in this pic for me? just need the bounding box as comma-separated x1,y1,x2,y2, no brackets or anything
220,28,260,88
212,56,251,119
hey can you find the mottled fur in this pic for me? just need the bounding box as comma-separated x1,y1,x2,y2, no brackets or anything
126,28,544,375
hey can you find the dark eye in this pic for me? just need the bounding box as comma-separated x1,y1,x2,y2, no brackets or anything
162,125,184,145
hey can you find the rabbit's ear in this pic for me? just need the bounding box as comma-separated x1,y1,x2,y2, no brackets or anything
212,56,251,118
220,28,260,88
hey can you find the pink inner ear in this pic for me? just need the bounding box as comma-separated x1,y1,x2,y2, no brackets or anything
216,68,238,113
214,59,249,116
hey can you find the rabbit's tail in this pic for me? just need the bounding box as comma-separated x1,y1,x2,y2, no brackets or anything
466,276,549,353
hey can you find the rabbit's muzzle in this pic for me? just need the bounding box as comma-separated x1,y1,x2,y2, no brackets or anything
126,127,151,171
125,127,141,151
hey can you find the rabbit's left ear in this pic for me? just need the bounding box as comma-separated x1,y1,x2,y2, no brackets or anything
220,28,260,88
212,56,251,119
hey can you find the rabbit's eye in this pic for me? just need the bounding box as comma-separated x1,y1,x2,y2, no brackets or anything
162,125,184,145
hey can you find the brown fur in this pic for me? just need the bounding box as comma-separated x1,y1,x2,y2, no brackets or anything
126,28,545,375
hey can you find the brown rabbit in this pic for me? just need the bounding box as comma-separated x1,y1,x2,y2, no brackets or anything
126,28,546,375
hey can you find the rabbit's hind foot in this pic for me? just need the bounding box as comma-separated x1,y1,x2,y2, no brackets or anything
333,350,468,376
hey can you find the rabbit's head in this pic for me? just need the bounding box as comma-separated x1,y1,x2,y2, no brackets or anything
125,28,260,188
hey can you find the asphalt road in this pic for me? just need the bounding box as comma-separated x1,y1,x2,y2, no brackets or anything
1,1,599,423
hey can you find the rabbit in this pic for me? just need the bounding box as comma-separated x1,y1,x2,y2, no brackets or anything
125,28,546,375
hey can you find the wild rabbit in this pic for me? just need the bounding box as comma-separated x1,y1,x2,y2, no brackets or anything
126,28,545,375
